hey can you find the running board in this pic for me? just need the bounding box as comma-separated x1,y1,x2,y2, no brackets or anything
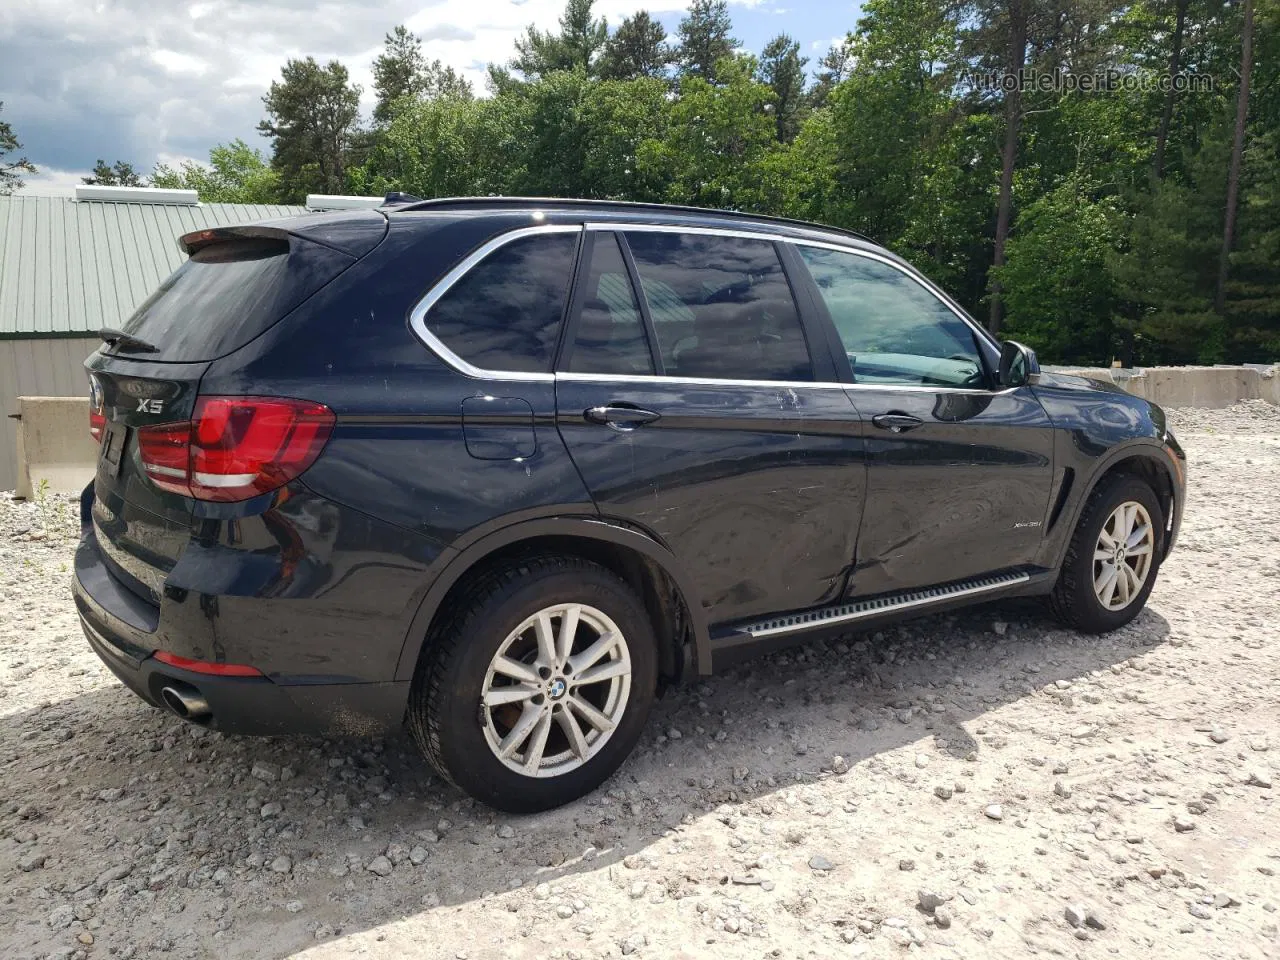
735,570,1032,639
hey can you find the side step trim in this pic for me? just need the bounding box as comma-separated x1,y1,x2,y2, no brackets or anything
737,570,1031,639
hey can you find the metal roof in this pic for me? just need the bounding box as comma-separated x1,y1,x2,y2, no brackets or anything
0,195,305,337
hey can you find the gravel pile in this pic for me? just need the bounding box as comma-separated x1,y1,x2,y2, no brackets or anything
2,412,1278,959
1166,398,1280,433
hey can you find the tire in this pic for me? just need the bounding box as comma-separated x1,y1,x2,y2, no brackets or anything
1050,474,1165,633
408,555,658,813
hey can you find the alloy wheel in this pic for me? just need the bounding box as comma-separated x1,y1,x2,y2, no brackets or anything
1092,501,1155,611
480,603,632,778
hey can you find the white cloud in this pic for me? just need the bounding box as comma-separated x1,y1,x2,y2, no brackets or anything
0,0,767,176
15,166,86,197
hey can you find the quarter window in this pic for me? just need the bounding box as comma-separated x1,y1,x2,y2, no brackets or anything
624,232,812,382
797,246,986,388
425,232,578,373
568,235,654,375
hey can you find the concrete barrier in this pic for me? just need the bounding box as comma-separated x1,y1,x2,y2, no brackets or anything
1051,364,1280,409
14,397,97,500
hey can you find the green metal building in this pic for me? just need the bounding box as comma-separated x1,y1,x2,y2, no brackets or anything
0,187,306,490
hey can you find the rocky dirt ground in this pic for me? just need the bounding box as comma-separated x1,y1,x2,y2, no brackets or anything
1,401,1277,960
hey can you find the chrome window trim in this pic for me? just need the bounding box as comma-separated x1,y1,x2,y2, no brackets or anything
557,371,851,390
407,223,581,383
408,220,1010,394
556,371,1013,395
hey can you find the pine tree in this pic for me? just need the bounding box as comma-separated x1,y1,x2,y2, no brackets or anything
757,34,809,142
82,160,143,187
512,0,608,79
675,0,738,82
0,102,36,194
374,27,472,125
810,35,854,108
258,58,362,201
599,12,671,80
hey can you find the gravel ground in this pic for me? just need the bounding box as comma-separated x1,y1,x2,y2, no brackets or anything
1,400,1278,960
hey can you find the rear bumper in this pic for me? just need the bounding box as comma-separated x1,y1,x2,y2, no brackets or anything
73,524,408,737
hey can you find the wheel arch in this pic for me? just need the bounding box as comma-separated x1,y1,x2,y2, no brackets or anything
1060,442,1181,564
394,518,711,684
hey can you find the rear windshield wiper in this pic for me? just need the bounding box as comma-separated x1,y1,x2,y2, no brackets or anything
99,327,158,353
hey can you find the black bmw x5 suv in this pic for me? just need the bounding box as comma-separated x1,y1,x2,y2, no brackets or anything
74,198,1186,812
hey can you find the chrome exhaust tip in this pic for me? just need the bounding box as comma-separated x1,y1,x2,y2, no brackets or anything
160,685,211,721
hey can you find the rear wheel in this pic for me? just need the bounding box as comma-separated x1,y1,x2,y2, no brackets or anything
408,556,658,813
1050,474,1164,633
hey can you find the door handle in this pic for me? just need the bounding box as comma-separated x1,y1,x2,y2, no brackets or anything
584,405,661,430
872,413,924,433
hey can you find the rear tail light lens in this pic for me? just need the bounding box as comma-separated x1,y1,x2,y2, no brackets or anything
137,397,335,502
89,377,105,443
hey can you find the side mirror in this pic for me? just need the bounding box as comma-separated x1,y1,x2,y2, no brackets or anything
997,340,1040,388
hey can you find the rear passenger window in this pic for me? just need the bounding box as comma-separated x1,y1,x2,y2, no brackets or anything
624,232,812,382
425,232,578,373
568,235,654,375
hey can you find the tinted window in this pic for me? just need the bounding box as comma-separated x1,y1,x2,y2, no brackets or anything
568,235,653,375
113,237,353,363
625,232,812,381
798,247,985,387
427,232,578,373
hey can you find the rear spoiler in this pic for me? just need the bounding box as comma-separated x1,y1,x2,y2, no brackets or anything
177,225,290,256
179,209,388,258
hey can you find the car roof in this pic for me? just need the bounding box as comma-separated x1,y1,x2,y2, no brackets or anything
384,196,879,251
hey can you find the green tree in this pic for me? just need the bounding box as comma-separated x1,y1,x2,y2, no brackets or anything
642,55,779,210
150,139,280,203
810,35,854,108
675,0,738,82
1223,129,1280,358
1111,141,1228,364
373,26,427,124
824,0,960,243
353,95,513,199
598,11,671,80
258,57,362,202
82,159,142,186
995,180,1124,363
511,0,608,79
0,102,36,195
581,77,672,200
757,34,809,142
372,25,472,125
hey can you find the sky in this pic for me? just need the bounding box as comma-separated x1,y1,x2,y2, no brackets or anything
0,0,863,196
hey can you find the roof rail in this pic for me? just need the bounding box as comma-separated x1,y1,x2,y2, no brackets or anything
390,196,874,245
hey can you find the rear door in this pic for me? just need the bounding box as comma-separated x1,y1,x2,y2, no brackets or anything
555,226,867,626
790,243,1056,596
87,230,357,605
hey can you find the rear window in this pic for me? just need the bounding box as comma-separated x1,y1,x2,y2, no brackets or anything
110,236,353,362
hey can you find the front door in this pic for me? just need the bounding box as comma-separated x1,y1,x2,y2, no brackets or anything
555,228,867,625
789,244,1057,596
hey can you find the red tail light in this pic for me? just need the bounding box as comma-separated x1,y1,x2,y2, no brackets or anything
89,377,105,443
137,397,335,502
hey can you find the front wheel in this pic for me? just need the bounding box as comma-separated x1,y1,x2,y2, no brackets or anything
1050,474,1165,633
408,556,658,813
